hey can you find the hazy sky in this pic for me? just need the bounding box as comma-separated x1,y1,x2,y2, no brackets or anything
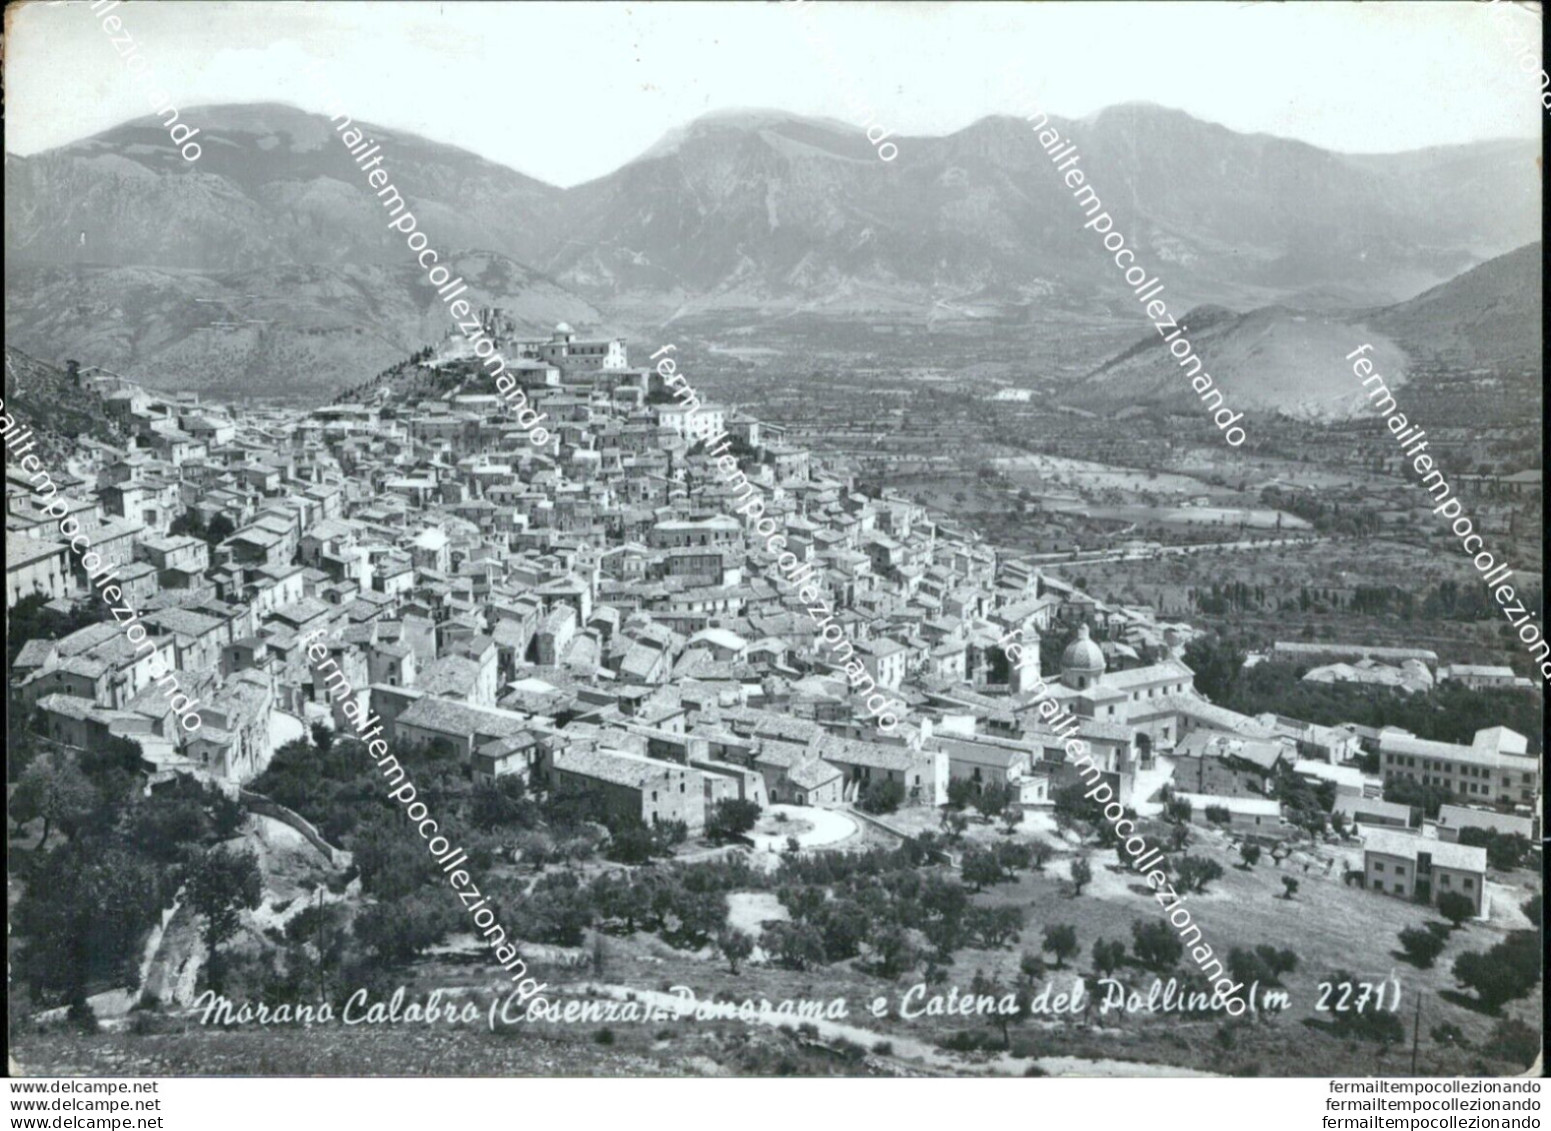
8,0,1544,186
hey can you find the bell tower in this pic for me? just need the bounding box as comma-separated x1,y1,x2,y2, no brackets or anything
1009,624,1042,694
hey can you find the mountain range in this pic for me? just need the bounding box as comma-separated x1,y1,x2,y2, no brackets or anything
5,102,1541,401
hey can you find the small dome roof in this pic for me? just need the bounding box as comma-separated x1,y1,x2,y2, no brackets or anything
555,322,574,334
1061,624,1106,673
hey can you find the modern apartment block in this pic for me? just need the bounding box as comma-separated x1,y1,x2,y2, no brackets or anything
1378,726,1540,809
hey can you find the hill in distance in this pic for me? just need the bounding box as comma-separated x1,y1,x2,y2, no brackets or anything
1071,242,1541,420
4,252,604,401
1074,303,1413,421
1368,241,1543,370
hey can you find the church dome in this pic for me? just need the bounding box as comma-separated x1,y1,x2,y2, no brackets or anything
1061,624,1106,674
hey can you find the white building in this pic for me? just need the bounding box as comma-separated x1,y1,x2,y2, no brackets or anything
1362,827,1489,917
657,403,726,443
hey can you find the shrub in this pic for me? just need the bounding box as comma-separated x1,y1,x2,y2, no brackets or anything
831,1036,868,1063
961,846,1005,891
1256,945,1298,982
1176,856,1224,893
1437,892,1475,929
705,799,761,842
994,840,1032,873
1337,1008,1405,1045
1430,1022,1467,1048
1382,777,1448,820
67,999,99,1034
940,810,969,843
1042,924,1078,968
1398,926,1445,968
129,1011,179,1037
1228,947,1272,986
1483,1018,1539,1067
973,781,1013,822
1052,784,1101,832
817,900,873,960
1458,828,1531,872
946,779,978,811
1131,919,1183,971
872,1040,893,1056
593,1028,615,1045
857,778,907,815
862,923,920,979
966,905,1022,949
1091,937,1126,977
938,1029,1002,1053
718,928,755,974
605,821,680,864
761,922,826,971
1453,930,1540,1012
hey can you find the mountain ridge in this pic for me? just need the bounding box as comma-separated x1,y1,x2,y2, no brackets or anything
5,102,1540,398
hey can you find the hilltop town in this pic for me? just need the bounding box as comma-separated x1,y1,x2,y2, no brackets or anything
5,321,1541,1078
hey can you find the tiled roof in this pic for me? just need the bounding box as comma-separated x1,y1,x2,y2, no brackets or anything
1363,827,1487,873
398,696,529,740
7,537,69,568
553,746,673,789
1434,804,1534,838
814,734,922,772
787,759,842,789
1380,731,1539,770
